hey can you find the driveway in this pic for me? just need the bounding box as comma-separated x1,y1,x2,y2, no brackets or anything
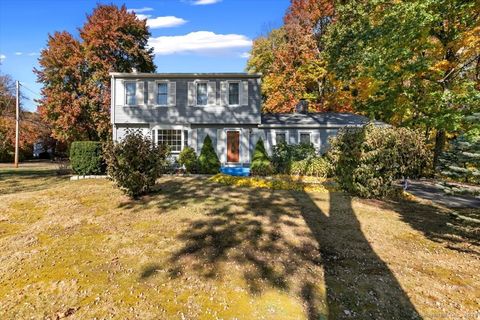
405,179,480,209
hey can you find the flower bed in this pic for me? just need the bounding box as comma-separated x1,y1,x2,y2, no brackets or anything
209,174,337,193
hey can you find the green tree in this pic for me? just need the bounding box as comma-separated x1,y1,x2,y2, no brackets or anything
250,138,274,176
198,135,220,174
323,0,480,169
438,113,480,184
35,4,155,143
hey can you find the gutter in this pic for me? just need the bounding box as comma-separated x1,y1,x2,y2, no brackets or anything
108,72,262,79
258,123,368,129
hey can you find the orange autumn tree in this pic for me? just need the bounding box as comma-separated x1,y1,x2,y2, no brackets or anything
35,4,155,143
247,0,354,113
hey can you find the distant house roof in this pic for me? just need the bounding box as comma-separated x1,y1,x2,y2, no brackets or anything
260,112,385,128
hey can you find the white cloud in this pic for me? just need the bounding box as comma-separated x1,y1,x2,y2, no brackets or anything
15,52,23,56
149,31,252,55
240,52,251,59
146,16,187,28
27,52,39,56
128,7,154,13
134,13,187,28
192,0,222,5
0,54,6,61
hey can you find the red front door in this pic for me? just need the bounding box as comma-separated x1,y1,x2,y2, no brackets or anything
227,131,240,163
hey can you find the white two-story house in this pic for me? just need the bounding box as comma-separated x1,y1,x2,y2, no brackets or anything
110,72,375,167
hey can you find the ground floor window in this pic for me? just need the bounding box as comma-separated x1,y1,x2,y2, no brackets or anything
275,132,287,144
157,129,183,152
299,132,312,144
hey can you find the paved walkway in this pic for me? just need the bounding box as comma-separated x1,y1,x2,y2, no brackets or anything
405,180,480,209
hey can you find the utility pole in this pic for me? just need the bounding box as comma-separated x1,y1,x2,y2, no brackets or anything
14,81,20,168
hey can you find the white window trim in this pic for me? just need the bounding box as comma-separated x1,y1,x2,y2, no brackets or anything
298,131,313,145
227,80,241,107
151,124,190,154
124,81,137,106
195,80,209,107
224,128,242,164
155,80,169,107
273,130,289,145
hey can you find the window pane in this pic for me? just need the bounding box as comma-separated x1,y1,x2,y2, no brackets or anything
157,83,168,105
197,83,208,105
126,83,136,105
157,129,183,152
300,133,311,144
276,133,286,144
229,83,239,105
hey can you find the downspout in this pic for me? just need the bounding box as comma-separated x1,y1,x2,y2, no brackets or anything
111,74,116,141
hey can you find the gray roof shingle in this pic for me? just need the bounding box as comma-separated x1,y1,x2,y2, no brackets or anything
260,112,383,128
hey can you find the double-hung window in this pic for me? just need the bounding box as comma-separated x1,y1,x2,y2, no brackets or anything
125,82,136,106
157,129,183,153
196,83,208,106
157,82,168,106
299,132,312,145
228,82,239,105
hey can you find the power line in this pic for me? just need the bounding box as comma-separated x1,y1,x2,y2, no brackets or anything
19,83,41,98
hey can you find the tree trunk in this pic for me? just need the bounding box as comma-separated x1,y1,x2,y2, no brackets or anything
433,129,446,172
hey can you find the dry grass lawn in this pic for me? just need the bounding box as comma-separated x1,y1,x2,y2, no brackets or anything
0,163,479,319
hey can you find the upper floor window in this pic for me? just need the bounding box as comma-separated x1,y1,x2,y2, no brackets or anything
125,82,136,105
157,83,168,105
299,132,311,144
228,82,239,105
197,83,208,106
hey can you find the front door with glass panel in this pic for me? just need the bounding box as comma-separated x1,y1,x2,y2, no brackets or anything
227,131,240,163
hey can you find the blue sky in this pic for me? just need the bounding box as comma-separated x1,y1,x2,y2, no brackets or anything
0,0,289,111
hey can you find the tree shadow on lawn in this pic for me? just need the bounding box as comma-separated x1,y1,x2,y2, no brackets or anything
0,169,67,195
136,178,421,319
117,177,214,213
369,198,480,256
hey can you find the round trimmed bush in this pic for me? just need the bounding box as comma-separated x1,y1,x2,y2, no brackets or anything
178,146,198,173
103,130,170,198
70,141,104,175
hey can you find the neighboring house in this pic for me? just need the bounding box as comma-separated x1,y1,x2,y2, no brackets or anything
110,72,375,166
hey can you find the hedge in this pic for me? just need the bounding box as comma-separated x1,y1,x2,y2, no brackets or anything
327,123,428,198
70,141,104,175
289,157,332,177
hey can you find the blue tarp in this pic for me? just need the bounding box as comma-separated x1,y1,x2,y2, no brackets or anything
220,166,250,177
